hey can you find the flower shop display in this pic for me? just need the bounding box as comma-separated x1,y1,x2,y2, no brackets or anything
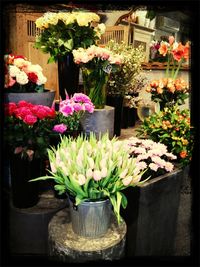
4,54,55,106
105,40,145,135
34,10,106,99
120,138,187,256
4,93,94,208
4,93,94,160
73,45,123,109
136,105,194,168
30,133,148,237
146,36,190,110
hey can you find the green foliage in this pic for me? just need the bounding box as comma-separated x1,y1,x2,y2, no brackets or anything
136,105,195,167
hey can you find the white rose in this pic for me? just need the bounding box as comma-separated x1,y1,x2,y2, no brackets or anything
16,71,29,85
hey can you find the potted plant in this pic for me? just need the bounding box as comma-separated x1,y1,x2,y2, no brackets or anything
34,10,106,99
4,93,94,208
136,105,194,168
30,133,149,238
4,53,55,107
72,44,123,138
105,40,145,135
123,105,194,256
146,36,190,110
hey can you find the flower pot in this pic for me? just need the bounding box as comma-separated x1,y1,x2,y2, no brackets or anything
121,167,184,256
4,90,55,107
57,53,80,100
9,154,44,208
80,105,115,139
106,95,124,136
69,198,112,238
82,68,109,109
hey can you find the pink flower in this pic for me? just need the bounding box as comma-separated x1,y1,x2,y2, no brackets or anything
73,103,83,112
122,176,132,186
18,101,33,108
149,163,159,172
53,124,67,134
169,35,175,45
72,93,92,103
84,102,95,113
23,114,37,125
60,104,74,116
15,107,33,119
93,170,102,181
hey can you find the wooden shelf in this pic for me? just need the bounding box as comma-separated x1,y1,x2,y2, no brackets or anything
142,62,190,71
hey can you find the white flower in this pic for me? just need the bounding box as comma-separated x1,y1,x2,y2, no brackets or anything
9,65,21,77
149,163,159,172
86,168,93,179
101,167,108,178
77,174,86,185
16,71,29,85
122,176,132,186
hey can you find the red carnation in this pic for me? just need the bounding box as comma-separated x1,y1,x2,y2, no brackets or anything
28,72,38,83
23,114,37,125
15,107,33,119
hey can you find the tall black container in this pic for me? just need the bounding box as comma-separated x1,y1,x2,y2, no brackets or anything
106,95,124,136
9,154,43,208
57,53,80,99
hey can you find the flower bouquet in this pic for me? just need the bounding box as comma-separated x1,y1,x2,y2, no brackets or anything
106,40,145,97
146,36,190,110
73,45,123,108
30,133,148,224
34,11,106,63
136,105,194,167
125,137,177,180
4,54,47,92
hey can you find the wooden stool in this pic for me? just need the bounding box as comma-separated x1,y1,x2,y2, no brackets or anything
48,208,127,263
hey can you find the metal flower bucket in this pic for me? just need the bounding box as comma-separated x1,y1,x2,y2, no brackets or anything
69,199,112,238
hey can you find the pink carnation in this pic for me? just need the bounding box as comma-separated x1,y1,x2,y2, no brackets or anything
84,102,95,113
60,104,74,116
73,103,84,112
53,124,67,134
72,93,92,103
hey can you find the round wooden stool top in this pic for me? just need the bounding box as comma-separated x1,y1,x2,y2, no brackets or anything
48,208,127,263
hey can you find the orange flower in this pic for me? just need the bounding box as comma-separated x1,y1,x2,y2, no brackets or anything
162,78,168,87
157,87,163,94
146,86,151,93
150,80,159,87
167,83,175,93
159,42,168,57
180,150,188,158
183,41,190,60
182,139,189,146
171,43,185,62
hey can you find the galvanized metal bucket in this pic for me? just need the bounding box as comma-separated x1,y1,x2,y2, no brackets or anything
69,199,112,238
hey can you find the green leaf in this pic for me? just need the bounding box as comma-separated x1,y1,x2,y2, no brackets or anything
64,39,73,50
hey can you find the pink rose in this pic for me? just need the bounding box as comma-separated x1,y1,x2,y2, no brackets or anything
53,124,67,134
23,114,37,125
15,107,32,119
